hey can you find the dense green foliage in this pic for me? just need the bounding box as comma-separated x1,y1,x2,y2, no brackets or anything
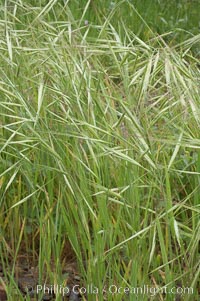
0,1,199,300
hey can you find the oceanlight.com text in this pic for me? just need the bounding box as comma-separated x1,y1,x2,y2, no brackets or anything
35,283,194,297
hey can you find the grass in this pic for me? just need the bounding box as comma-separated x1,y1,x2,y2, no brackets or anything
0,0,200,300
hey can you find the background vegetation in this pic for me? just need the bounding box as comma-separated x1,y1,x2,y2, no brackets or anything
0,0,199,300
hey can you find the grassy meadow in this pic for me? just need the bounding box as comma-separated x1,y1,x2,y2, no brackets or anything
0,0,200,300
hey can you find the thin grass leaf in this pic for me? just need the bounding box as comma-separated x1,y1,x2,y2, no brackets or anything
35,81,44,126
168,131,183,170
10,189,39,209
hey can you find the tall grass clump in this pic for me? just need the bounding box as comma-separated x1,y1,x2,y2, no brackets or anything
0,1,199,300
